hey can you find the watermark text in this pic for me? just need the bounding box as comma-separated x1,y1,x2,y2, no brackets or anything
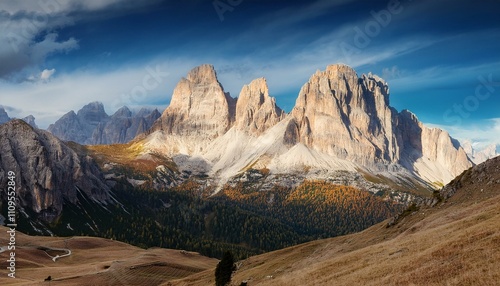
6,171,17,279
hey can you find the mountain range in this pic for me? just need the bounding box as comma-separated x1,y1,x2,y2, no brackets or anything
47,103,161,145
2,64,474,190
0,63,475,228
138,64,472,189
461,140,500,164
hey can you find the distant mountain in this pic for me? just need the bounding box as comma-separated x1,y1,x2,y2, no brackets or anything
48,102,160,144
0,106,38,128
461,140,499,164
0,106,10,124
22,114,38,128
92,106,161,144
141,64,472,188
0,120,110,223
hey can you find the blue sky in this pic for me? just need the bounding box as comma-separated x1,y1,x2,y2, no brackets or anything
0,0,499,148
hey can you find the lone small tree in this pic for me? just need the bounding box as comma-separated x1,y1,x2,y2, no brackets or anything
215,251,235,286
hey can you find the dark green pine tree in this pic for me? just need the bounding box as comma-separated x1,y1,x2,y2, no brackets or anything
215,251,235,286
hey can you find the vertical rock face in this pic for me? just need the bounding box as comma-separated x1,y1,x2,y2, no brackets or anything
419,125,472,180
92,106,131,144
396,110,472,182
234,78,284,135
48,103,160,145
151,64,235,140
0,120,109,222
289,64,398,166
285,64,472,180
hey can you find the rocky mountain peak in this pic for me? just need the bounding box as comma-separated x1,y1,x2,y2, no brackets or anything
186,64,219,85
399,109,418,121
150,64,235,146
113,106,133,118
235,77,284,135
0,106,39,128
149,108,161,118
281,64,472,183
77,101,108,124
289,65,396,164
325,63,358,78
136,107,160,118
167,64,231,113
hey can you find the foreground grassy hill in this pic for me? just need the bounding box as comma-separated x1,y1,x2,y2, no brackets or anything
170,156,500,286
0,229,217,286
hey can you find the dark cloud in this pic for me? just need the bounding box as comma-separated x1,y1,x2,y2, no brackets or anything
0,0,161,80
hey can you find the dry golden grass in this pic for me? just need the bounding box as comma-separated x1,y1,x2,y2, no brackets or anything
87,143,142,163
83,142,177,180
0,230,217,286
171,161,500,286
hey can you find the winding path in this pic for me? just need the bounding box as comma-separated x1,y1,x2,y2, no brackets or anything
41,240,72,262
46,247,72,262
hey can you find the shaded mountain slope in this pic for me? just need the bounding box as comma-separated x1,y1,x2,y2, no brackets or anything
0,120,110,223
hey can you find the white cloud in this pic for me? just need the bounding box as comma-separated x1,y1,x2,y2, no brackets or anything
0,0,159,15
382,66,402,80
40,68,55,80
26,68,56,82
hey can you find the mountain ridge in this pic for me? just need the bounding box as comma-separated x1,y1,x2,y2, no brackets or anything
138,63,472,189
47,102,160,145
461,140,499,164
